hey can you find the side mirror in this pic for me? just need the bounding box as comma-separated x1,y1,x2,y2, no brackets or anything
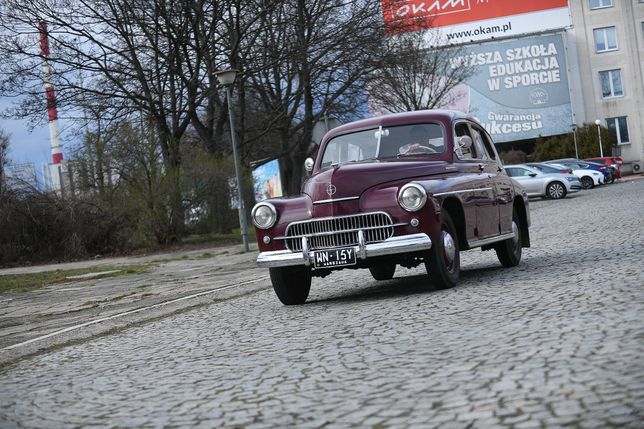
529,173,537,177
454,135,473,152
304,157,314,173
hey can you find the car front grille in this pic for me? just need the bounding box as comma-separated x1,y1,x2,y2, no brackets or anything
283,212,394,252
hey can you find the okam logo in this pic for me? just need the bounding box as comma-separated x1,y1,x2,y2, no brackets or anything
326,184,337,196
529,88,549,105
387,0,471,21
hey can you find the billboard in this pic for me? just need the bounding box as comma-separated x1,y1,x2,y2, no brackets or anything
381,0,571,45
252,159,283,203
444,33,572,143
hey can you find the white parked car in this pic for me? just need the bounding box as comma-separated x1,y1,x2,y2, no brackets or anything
504,164,579,199
549,163,603,189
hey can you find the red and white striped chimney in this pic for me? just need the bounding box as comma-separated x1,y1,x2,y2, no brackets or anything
39,21,63,164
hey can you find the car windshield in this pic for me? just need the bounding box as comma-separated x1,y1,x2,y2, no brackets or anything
320,123,444,169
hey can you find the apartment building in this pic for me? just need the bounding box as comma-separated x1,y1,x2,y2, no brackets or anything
570,0,644,172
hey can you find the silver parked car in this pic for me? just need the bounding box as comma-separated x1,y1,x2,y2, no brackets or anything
524,162,583,192
504,164,579,199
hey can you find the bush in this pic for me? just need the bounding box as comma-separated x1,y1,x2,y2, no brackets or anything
0,189,138,265
500,150,527,165
532,123,617,162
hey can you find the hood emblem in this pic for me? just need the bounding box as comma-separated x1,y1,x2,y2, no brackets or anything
326,184,337,196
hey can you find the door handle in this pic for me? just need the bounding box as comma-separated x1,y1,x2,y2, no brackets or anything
478,163,485,172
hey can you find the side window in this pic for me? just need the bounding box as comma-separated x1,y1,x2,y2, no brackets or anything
470,127,491,160
508,167,532,177
454,123,477,160
472,126,495,160
517,168,533,177
478,128,497,160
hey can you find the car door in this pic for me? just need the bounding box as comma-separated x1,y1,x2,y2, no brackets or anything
472,124,513,235
453,121,486,242
467,123,499,239
509,167,542,195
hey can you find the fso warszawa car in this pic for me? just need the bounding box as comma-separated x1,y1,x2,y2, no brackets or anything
252,110,531,305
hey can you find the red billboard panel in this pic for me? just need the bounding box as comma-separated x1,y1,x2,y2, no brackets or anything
382,0,570,44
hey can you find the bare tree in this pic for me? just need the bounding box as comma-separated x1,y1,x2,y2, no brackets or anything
1,0,415,213
240,0,388,194
368,30,477,113
0,128,9,196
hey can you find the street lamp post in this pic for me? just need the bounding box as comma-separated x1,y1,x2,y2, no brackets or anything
216,69,249,252
594,119,604,158
571,124,579,159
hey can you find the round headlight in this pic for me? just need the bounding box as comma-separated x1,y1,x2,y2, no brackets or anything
398,183,427,212
251,202,277,229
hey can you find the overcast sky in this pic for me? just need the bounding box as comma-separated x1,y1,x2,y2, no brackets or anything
0,96,72,167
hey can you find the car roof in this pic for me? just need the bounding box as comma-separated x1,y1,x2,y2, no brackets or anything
505,164,538,170
325,110,474,137
527,162,567,169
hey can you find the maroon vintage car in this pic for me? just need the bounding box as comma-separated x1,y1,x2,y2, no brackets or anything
251,110,531,305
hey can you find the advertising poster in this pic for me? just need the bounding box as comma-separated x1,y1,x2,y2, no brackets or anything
252,159,283,203
381,0,570,45
443,33,573,143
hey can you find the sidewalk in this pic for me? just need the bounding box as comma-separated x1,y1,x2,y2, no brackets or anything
0,242,270,364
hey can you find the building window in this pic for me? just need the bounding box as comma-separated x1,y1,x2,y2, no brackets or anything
590,0,613,8
599,69,623,98
594,27,618,52
606,117,630,145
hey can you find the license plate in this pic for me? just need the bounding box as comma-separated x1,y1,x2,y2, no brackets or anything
313,248,356,269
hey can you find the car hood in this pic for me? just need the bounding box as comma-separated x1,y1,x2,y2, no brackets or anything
303,159,450,202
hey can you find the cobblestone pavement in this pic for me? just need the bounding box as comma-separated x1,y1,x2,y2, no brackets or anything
1,179,643,428
0,244,266,362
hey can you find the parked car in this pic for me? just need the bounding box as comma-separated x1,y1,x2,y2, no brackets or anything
584,156,623,179
524,162,583,191
252,110,531,304
525,162,573,175
546,159,613,184
546,163,604,189
504,164,579,199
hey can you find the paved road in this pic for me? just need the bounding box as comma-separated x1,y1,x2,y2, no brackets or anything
1,179,643,428
0,244,266,362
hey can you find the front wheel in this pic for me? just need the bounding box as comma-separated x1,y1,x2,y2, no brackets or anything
495,211,522,267
581,176,594,189
369,264,396,281
269,266,312,305
546,181,567,199
425,211,460,289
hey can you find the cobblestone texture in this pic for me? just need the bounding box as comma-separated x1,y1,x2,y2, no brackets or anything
1,179,643,428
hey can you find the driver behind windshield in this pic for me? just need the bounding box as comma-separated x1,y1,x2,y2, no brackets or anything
398,124,440,155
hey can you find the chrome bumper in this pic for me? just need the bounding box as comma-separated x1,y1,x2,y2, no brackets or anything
257,233,432,268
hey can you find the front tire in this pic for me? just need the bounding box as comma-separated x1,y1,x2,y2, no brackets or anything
269,266,312,305
495,211,522,267
425,211,460,289
369,264,396,280
581,176,594,189
546,181,567,199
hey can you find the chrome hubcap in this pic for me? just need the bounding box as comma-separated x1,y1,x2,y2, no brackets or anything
511,220,520,247
442,231,456,264
551,184,564,198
